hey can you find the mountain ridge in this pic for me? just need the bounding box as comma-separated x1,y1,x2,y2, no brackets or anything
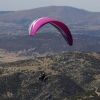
0,6,100,25
0,51,100,99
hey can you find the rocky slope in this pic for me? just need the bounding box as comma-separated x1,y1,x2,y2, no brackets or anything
0,52,100,99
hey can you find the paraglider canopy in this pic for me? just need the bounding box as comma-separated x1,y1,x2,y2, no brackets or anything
29,17,73,46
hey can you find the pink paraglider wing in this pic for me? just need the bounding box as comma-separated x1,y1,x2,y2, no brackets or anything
29,17,73,46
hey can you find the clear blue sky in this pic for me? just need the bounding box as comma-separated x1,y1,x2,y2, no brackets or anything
0,0,100,12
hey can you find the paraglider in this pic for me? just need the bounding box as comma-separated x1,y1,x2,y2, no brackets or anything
28,17,73,82
39,71,48,82
28,17,73,46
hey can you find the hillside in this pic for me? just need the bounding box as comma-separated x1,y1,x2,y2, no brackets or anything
0,6,100,25
0,33,100,60
0,52,100,99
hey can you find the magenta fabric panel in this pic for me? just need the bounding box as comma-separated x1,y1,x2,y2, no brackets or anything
29,17,73,46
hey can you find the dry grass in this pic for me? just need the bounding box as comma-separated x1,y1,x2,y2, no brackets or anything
94,74,100,79
87,52,100,59
0,50,28,63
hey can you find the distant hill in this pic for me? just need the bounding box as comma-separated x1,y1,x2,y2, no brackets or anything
0,6,100,25
0,6,100,36
0,52,100,99
0,11,13,15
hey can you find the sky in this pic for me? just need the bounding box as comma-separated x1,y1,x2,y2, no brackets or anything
0,0,100,12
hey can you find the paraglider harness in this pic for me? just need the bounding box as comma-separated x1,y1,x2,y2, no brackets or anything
39,72,48,81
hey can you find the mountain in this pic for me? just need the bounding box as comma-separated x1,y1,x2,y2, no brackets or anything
0,6,100,36
0,11,13,15
0,52,100,99
0,6,100,25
